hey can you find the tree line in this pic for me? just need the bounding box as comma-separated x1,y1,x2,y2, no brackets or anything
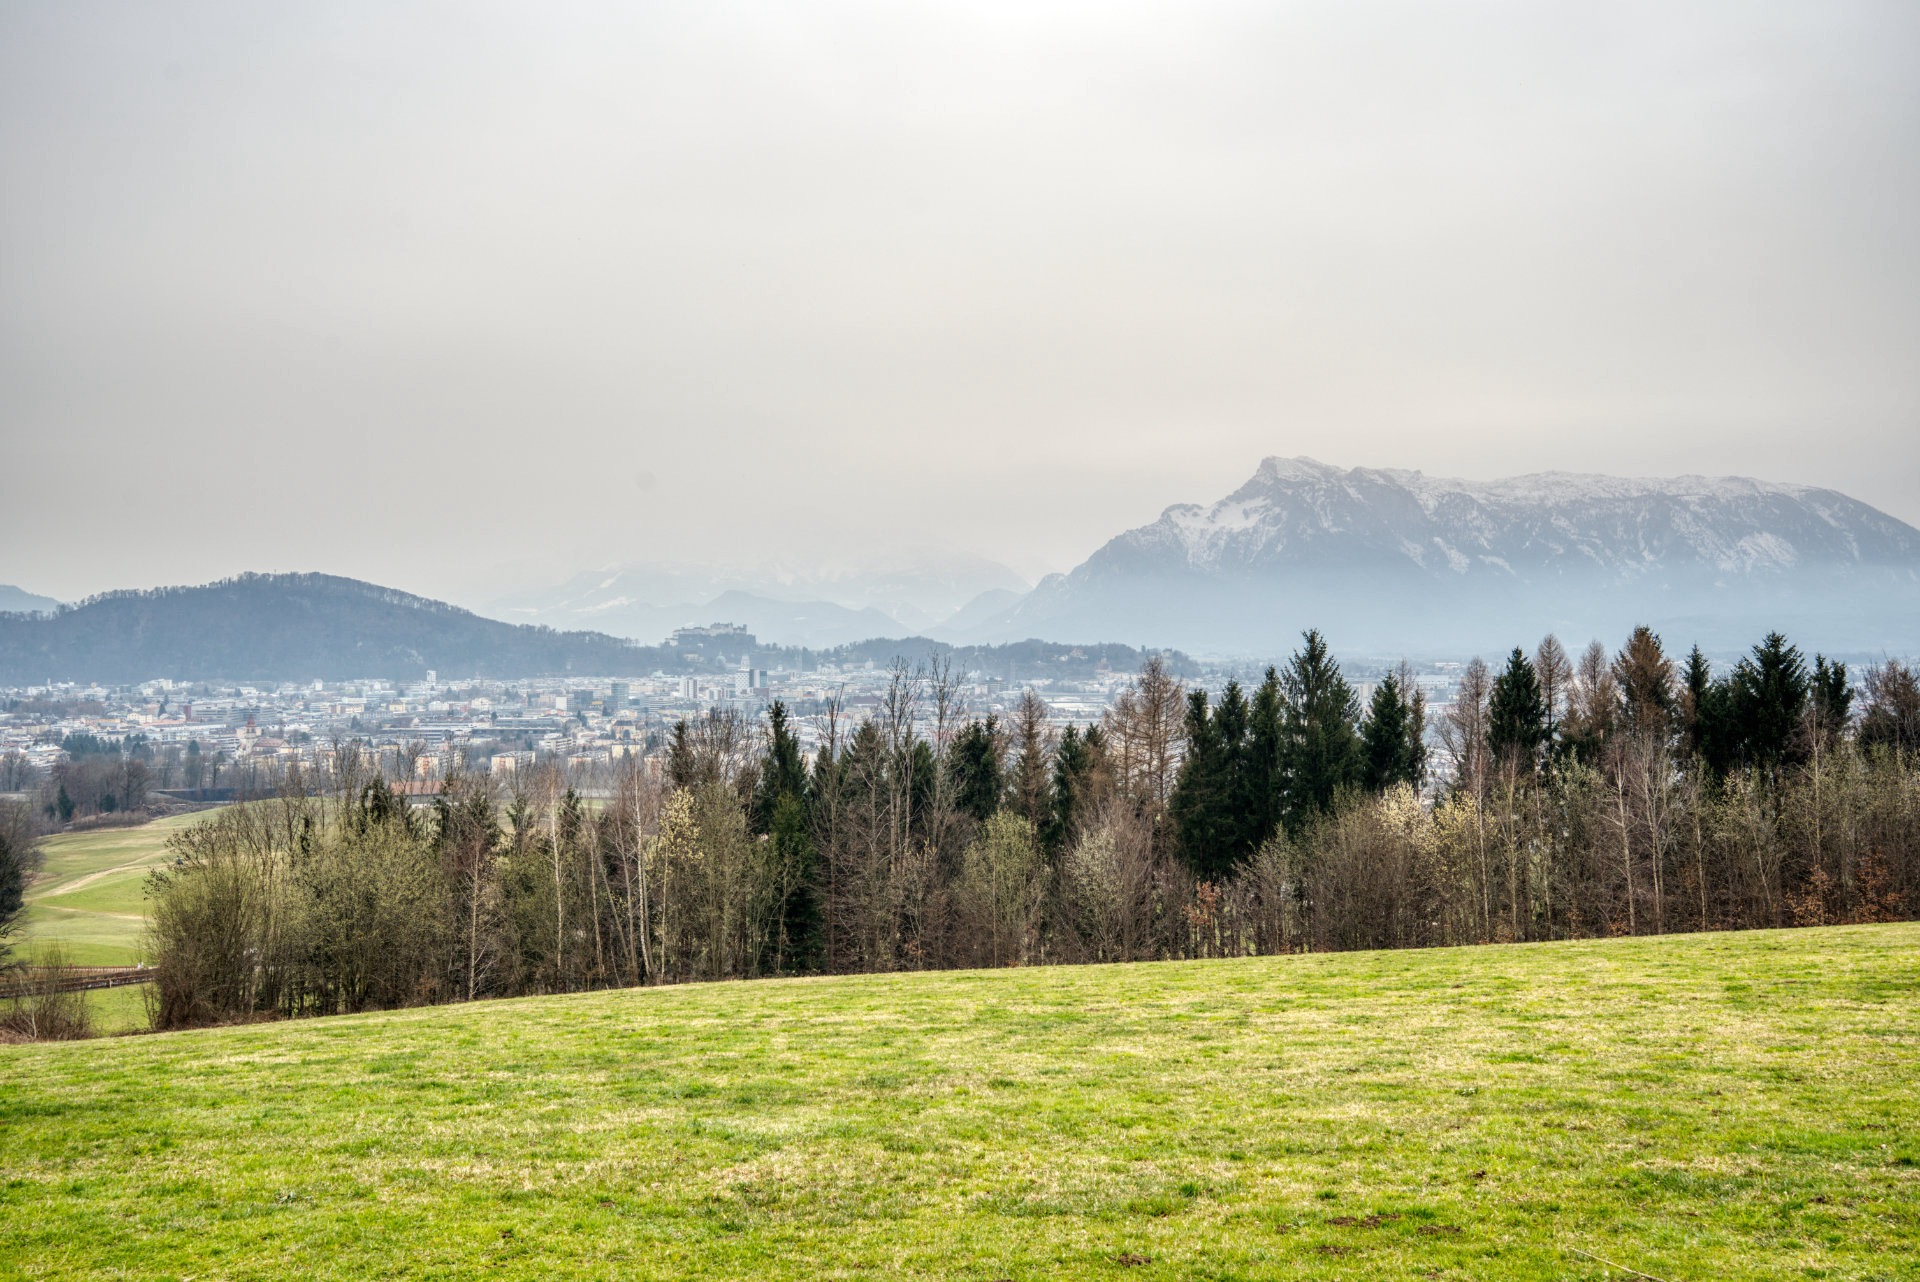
145,631,1920,1028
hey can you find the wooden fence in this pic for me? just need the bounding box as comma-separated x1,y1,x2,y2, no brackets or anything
0,965,154,998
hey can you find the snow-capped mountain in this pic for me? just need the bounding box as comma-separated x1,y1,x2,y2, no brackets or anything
963,458,1920,656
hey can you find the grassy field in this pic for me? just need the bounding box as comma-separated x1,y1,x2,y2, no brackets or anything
17,812,212,967
14,813,213,1033
2,925,1916,1280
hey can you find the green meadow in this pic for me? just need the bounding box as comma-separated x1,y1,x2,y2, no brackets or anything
12,813,212,1035
17,812,208,967
3,923,1916,1280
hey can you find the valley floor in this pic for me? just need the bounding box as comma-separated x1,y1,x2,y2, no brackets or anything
3,925,1916,1279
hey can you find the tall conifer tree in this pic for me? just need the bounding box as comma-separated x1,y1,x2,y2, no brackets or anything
1486,647,1548,771
1246,667,1287,846
754,701,818,971
1044,725,1092,855
1360,670,1424,791
1731,632,1810,771
948,716,1004,823
1169,687,1241,876
1277,631,1362,832
1812,655,1852,738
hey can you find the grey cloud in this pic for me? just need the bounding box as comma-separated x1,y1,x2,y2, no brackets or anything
2,0,1916,604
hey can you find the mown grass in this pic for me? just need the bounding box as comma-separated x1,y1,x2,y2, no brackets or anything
3,924,1916,1280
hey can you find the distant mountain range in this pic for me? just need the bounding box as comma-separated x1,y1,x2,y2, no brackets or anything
487,556,1029,648
6,461,1913,672
0,585,61,616
954,458,1920,655
0,573,1170,685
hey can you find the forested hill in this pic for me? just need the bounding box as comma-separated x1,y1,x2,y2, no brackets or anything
0,574,663,684
0,573,1181,684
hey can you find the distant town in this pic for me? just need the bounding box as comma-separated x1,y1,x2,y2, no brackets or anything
0,620,1472,808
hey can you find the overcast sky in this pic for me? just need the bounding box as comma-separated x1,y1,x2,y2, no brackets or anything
3,0,1917,605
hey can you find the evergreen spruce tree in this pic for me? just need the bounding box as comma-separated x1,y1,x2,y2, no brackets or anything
1730,632,1810,771
1169,688,1235,877
1210,679,1256,853
1360,670,1424,791
1681,645,1713,753
1680,645,1737,777
0,814,39,967
809,733,839,800
665,719,697,790
1486,647,1548,772
948,716,1003,823
907,739,938,839
1043,725,1092,855
750,701,821,971
1277,631,1362,832
751,701,809,834
1812,655,1852,738
1246,667,1287,847
1403,668,1429,787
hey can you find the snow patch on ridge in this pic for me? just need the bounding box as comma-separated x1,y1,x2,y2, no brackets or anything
1106,457,1920,584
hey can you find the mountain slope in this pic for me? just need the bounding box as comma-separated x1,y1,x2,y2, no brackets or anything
0,585,61,616
489,556,1030,645
492,584,911,649
0,573,1183,685
976,458,1920,654
0,573,665,684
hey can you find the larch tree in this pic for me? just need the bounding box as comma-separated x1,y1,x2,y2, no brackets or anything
1102,655,1185,829
1008,690,1056,836
1612,626,1677,742
1534,634,1574,747
1859,659,1920,751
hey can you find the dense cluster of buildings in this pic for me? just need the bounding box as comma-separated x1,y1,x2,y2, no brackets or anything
0,654,1190,795
0,625,1476,803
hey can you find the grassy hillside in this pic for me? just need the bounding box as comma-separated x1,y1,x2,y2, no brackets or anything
15,813,213,1034
17,813,208,968
4,925,1916,1280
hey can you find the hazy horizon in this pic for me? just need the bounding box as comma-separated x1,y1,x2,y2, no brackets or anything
5,2,1919,606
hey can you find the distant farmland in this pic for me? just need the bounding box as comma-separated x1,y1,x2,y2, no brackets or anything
3,923,1916,1279
15,813,208,1034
